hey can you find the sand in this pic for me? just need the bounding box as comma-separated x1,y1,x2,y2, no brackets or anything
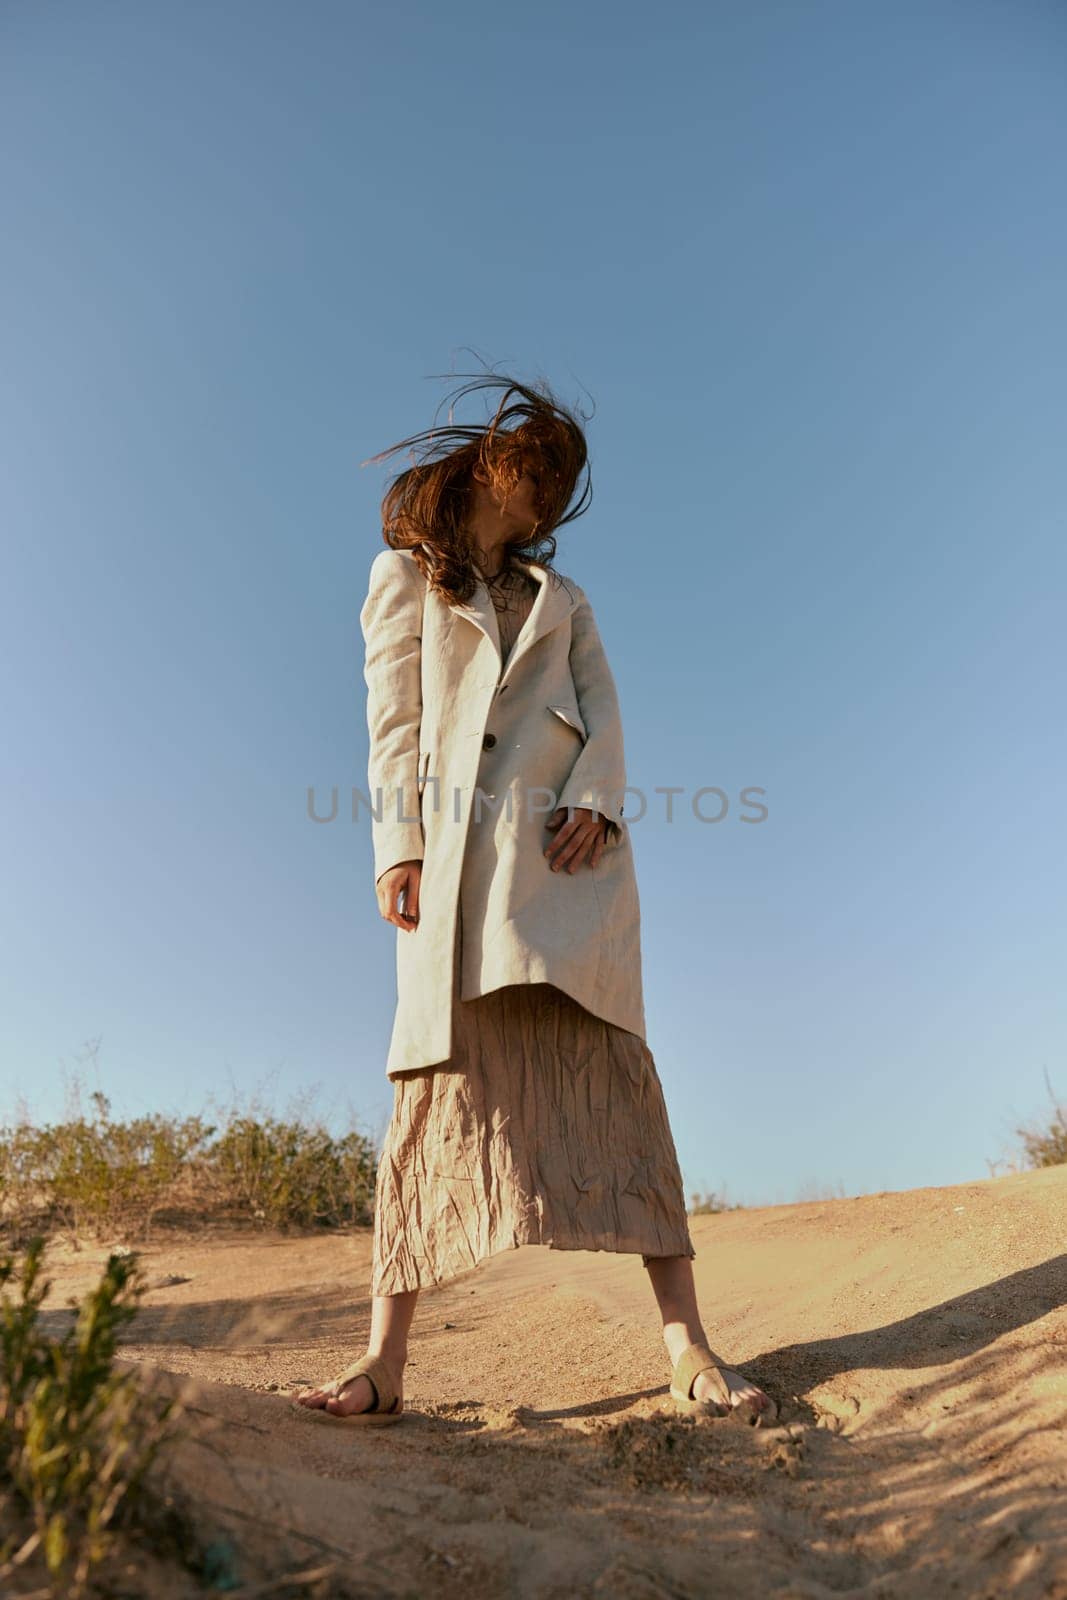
32,1162,1067,1598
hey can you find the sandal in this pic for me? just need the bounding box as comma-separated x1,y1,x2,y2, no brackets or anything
292,1353,404,1427
669,1341,778,1427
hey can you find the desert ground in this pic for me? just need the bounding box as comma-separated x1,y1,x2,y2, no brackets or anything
35,1162,1067,1598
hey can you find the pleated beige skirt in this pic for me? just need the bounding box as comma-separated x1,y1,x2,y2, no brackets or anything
370,899,696,1296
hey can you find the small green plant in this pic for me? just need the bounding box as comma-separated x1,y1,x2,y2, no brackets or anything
0,1236,184,1597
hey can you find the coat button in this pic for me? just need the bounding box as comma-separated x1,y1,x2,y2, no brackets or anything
482,732,497,750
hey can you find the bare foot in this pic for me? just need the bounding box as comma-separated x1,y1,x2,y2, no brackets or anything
293,1352,404,1418
692,1364,776,1422
665,1335,777,1423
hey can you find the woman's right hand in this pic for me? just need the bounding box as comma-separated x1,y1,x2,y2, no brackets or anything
375,860,422,932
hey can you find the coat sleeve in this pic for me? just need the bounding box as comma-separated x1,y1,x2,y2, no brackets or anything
555,582,628,850
358,549,426,885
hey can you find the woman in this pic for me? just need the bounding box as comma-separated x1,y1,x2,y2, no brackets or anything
294,375,777,1428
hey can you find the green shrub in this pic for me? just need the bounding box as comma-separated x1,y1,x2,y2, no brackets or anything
0,1236,183,1597
0,1093,215,1245
1016,1070,1067,1169
52,1093,215,1239
0,1082,380,1244
210,1116,377,1230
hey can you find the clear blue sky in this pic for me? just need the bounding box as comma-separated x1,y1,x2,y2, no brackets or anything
3,1,1064,1209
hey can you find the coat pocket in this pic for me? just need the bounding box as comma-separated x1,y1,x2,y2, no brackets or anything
547,703,588,743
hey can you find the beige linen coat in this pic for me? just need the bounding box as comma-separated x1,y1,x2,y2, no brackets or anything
358,547,646,1078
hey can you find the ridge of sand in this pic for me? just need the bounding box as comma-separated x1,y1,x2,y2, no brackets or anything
34,1163,1067,1597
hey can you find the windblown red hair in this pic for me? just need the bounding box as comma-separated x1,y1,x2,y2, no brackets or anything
362,369,594,606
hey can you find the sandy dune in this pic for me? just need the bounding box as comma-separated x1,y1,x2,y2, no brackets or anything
37,1163,1067,1598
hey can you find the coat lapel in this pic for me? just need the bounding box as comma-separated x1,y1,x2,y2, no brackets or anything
446,560,579,676
445,578,500,661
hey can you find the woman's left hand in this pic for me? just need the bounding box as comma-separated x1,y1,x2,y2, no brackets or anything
544,806,609,873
